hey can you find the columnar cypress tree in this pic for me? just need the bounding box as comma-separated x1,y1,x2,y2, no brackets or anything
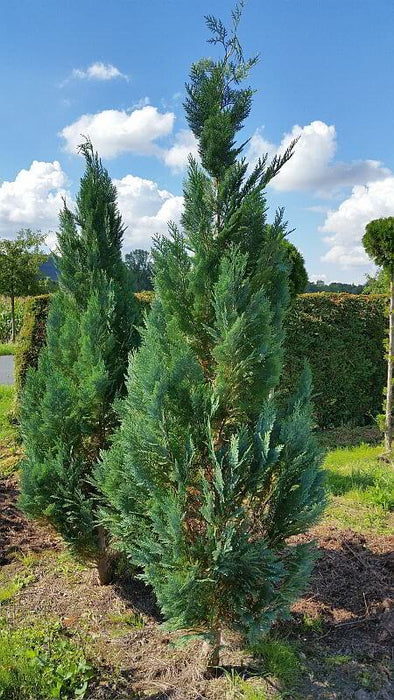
98,7,326,658
20,141,139,582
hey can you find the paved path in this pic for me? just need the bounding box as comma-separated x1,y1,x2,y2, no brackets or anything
0,355,14,385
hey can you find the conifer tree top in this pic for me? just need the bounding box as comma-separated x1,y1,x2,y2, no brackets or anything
56,138,128,304
185,3,257,179
184,2,296,185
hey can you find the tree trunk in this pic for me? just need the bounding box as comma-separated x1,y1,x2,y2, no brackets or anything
208,627,222,668
10,294,15,343
96,526,113,585
385,274,393,459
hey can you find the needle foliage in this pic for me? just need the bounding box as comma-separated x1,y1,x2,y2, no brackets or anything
97,5,326,652
20,142,139,577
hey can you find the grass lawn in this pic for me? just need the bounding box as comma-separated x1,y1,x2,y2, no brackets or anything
0,385,21,477
0,385,15,442
323,443,394,534
0,342,16,356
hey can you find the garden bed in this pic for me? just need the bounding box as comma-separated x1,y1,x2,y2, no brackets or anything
0,460,392,699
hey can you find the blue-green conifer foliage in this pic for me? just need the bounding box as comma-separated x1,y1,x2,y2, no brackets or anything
20,142,139,577
97,7,326,654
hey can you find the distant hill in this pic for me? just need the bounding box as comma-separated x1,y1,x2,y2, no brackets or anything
39,256,58,282
306,281,365,294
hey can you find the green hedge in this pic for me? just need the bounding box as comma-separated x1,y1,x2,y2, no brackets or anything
14,295,51,407
283,293,387,428
14,292,387,429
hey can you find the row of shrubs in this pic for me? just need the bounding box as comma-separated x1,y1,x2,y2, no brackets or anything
14,291,387,429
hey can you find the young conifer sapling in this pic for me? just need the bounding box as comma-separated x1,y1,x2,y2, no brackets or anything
98,4,326,659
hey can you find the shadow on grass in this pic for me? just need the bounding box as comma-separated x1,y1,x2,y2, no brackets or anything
103,535,393,698
327,469,378,496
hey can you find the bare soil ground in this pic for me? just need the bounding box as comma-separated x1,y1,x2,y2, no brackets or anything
1,472,392,699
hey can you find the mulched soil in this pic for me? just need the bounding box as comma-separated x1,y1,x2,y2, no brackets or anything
316,425,382,450
289,527,393,699
0,474,61,566
1,474,393,700
293,526,393,627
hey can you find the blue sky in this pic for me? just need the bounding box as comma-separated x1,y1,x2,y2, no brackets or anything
0,0,393,282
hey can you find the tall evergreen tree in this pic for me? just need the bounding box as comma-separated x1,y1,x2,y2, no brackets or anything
20,141,139,582
97,6,325,660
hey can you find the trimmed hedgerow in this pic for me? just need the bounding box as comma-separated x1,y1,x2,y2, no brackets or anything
14,295,51,406
13,292,387,429
282,293,387,428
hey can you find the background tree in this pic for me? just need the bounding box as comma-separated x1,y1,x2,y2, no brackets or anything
364,267,390,294
363,217,394,457
97,6,325,665
20,141,139,582
125,248,154,291
0,229,46,341
282,239,308,297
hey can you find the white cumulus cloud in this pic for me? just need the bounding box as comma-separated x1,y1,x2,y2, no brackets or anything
320,176,394,267
60,105,175,158
248,120,393,270
248,121,390,198
246,128,277,165
69,62,128,82
0,160,183,254
0,161,70,248
114,174,183,250
162,129,199,172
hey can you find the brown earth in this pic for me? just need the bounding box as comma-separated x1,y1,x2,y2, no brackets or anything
0,473,393,700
